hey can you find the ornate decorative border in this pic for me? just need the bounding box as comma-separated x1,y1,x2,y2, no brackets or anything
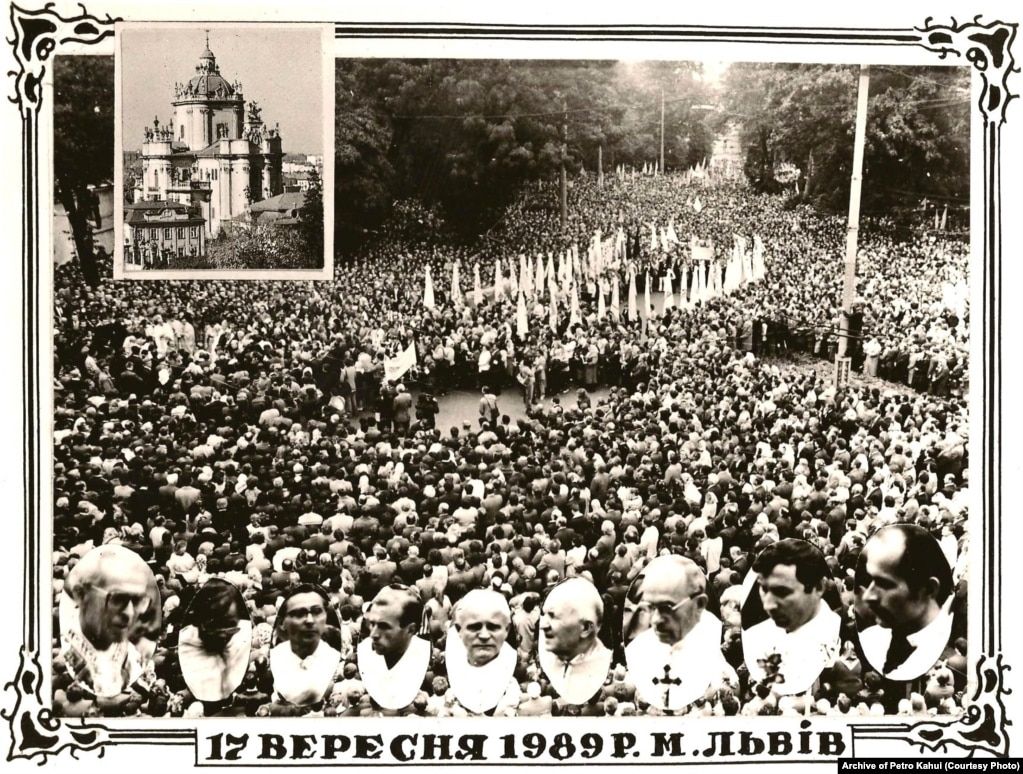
3,5,1016,764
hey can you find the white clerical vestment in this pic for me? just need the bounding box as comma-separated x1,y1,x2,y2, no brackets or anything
270,640,341,706
859,606,953,681
625,612,737,711
445,628,520,714
178,622,253,701
538,634,613,704
742,601,840,694
357,635,431,710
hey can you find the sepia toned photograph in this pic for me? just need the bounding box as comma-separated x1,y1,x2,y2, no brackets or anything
113,24,332,278
47,49,977,723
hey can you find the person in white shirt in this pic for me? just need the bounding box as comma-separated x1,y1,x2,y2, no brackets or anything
178,579,252,702
742,539,840,695
538,578,613,704
270,586,341,707
446,589,519,714
857,524,955,681
625,555,737,712
358,585,431,710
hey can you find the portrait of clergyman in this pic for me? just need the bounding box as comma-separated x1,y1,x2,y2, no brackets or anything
855,524,957,681
537,577,613,704
740,538,842,695
269,585,342,707
357,584,431,711
624,555,737,712
58,545,161,701
445,588,519,715
177,578,252,702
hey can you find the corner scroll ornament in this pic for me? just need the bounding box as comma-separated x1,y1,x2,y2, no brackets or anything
916,16,1018,125
904,653,1011,757
7,3,119,116
2,647,110,763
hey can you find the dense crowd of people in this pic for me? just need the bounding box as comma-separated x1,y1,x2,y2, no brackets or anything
51,173,971,720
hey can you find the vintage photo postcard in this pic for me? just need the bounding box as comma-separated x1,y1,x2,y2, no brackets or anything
113,23,333,279
1,1,1020,771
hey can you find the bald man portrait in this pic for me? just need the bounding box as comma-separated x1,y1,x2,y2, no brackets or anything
446,588,520,714
624,555,737,711
358,585,431,710
538,578,613,704
857,524,955,680
59,545,156,698
742,539,841,695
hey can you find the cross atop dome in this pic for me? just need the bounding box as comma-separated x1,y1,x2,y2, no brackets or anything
198,30,218,73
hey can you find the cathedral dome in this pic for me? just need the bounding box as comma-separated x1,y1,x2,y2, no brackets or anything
179,36,237,100
184,71,235,98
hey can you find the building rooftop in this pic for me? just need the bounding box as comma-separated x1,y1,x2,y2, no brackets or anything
249,191,306,214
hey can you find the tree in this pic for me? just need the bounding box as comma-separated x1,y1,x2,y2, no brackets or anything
54,56,115,286
298,165,323,259
720,62,970,214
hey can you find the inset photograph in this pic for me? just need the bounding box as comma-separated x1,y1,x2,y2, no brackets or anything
58,545,160,700
446,589,519,715
269,585,342,707
115,24,332,279
177,579,252,702
624,555,737,711
537,577,613,704
358,585,431,711
741,538,841,695
855,524,956,681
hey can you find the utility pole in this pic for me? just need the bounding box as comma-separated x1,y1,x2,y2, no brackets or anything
560,97,568,232
598,144,603,188
659,87,665,174
836,64,870,387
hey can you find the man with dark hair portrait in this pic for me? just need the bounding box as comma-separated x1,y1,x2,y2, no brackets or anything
178,579,252,702
857,524,955,680
743,538,841,694
357,584,430,710
269,585,341,706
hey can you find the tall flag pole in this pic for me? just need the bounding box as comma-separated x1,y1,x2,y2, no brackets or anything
627,269,638,321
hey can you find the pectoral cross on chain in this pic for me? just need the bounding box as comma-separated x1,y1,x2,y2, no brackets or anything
652,663,682,707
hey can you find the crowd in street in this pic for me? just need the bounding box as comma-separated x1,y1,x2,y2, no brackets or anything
51,173,971,719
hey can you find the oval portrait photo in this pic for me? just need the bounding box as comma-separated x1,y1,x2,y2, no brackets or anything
178,578,253,702
269,585,343,708
855,524,957,681
446,588,519,715
623,555,737,712
58,544,161,700
741,538,842,695
358,584,431,711
537,577,613,704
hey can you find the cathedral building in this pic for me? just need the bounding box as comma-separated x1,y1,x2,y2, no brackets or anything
126,34,284,264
